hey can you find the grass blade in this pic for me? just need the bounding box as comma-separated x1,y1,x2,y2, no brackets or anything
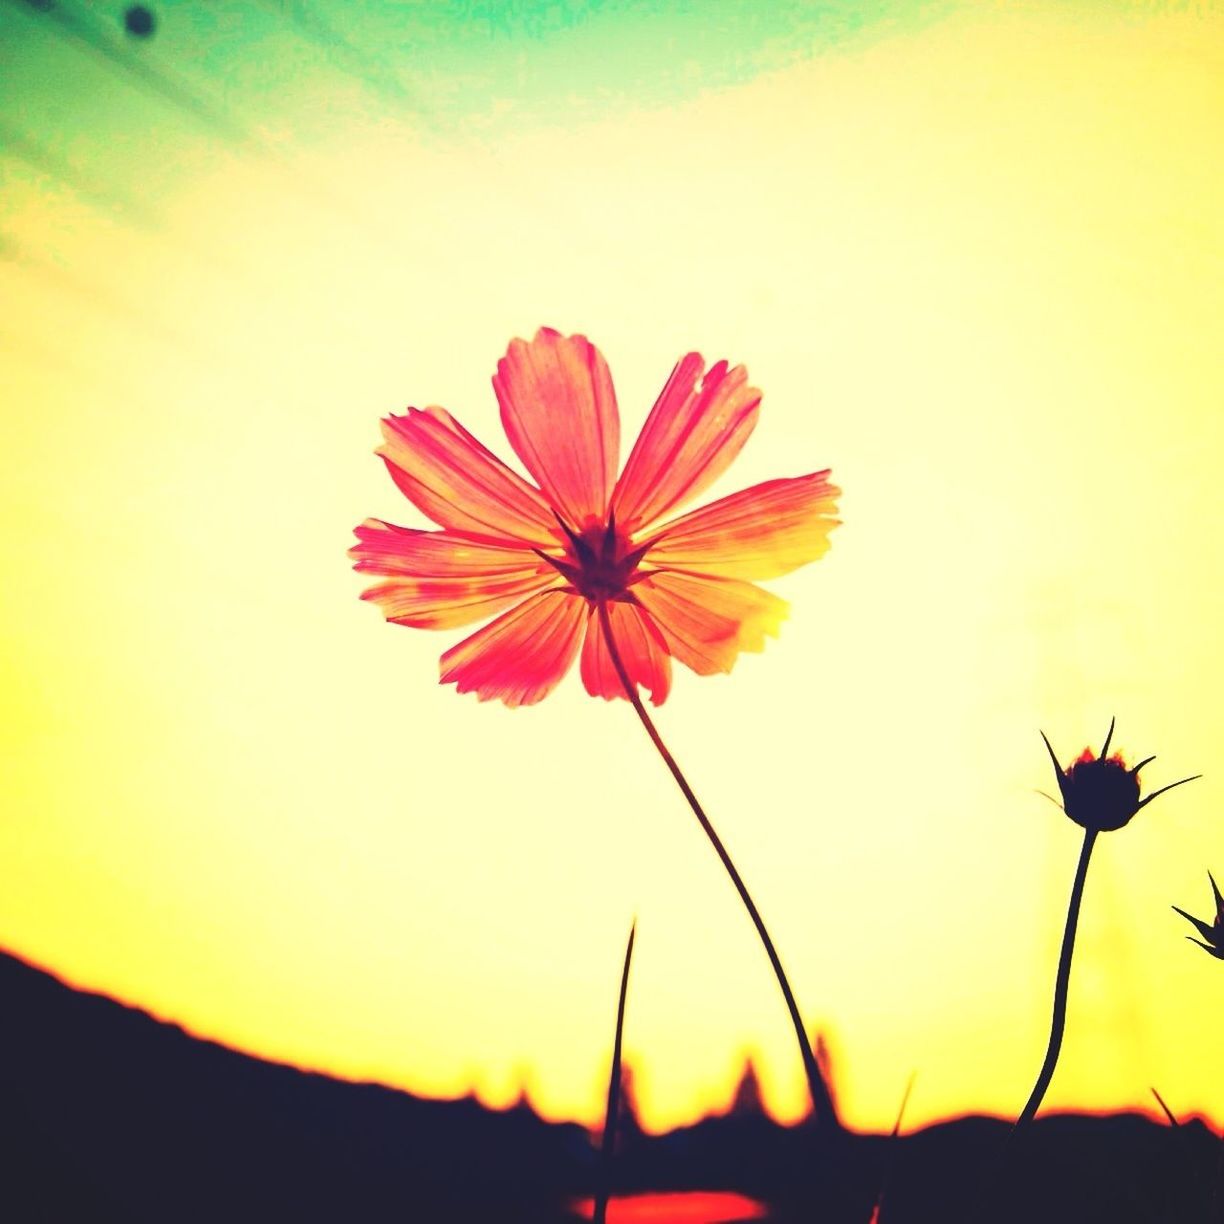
867,1072,916,1222
593,920,636,1224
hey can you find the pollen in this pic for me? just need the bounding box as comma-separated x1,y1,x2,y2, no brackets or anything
541,518,651,604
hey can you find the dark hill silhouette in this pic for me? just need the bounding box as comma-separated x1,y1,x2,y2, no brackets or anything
0,949,589,1222
0,948,1219,1223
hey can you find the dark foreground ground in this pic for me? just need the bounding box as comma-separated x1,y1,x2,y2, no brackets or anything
0,949,1219,1223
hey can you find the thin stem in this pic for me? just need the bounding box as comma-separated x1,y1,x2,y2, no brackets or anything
1150,1086,1179,1128
597,601,839,1129
1016,826,1098,1128
593,921,636,1224
869,1072,917,1222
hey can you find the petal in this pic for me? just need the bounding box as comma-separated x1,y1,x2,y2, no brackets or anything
350,519,559,629
378,407,559,546
631,570,787,676
580,601,672,706
611,354,761,534
439,589,586,706
493,328,620,529
644,472,841,581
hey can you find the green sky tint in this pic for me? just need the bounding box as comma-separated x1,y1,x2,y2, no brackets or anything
6,0,1206,204
1,0,959,153
0,0,969,267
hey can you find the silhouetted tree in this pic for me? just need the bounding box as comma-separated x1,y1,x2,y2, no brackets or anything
728,1057,766,1117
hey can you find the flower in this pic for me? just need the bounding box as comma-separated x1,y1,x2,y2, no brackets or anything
1172,873,1224,959
351,328,840,706
1039,718,1199,832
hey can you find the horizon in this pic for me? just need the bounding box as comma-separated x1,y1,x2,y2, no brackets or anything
3,936,1219,1140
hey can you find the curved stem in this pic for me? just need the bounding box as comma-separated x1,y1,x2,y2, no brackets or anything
1016,827,1098,1128
597,601,840,1129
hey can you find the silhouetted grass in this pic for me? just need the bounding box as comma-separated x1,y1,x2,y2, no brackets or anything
594,921,636,1224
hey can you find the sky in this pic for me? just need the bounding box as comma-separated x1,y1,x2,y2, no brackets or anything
1,0,1222,1135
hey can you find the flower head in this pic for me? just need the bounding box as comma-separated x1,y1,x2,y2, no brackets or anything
1172,873,1224,960
1040,718,1199,832
351,328,840,706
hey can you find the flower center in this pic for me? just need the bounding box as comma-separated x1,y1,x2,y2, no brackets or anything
541,518,650,603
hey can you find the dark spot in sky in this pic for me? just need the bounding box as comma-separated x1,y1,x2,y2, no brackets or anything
123,5,156,38
24,0,55,13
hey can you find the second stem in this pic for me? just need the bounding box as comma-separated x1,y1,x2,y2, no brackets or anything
1017,826,1098,1128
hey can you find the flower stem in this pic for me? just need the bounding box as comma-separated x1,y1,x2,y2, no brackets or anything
593,920,636,1224
597,601,839,1129
1016,826,1098,1128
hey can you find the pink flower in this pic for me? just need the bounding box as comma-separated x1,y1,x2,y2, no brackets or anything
351,328,840,707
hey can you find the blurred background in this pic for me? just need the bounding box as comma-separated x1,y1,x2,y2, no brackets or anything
1,0,1221,1136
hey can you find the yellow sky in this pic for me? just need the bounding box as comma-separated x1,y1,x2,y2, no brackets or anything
2,5,1222,1133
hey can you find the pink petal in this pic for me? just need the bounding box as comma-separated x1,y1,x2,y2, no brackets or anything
631,570,787,676
350,519,559,629
493,328,620,529
580,600,672,706
644,472,841,581
439,589,587,706
610,355,761,534
378,407,559,546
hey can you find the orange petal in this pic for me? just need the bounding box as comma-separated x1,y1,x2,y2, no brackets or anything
611,354,760,534
644,472,841,581
350,519,559,629
631,570,787,676
378,408,559,546
493,328,620,529
439,589,586,706
580,601,672,706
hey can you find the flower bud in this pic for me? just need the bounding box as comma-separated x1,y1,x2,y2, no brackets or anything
1041,718,1198,833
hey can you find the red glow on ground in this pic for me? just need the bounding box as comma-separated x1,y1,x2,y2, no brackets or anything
570,1191,769,1222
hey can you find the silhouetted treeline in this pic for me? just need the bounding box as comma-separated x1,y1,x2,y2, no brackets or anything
0,950,1218,1223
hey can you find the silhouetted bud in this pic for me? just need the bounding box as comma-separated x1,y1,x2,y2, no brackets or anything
1172,872,1224,960
1040,717,1198,833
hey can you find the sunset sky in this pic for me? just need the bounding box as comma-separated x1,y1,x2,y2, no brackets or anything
2,0,1222,1136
